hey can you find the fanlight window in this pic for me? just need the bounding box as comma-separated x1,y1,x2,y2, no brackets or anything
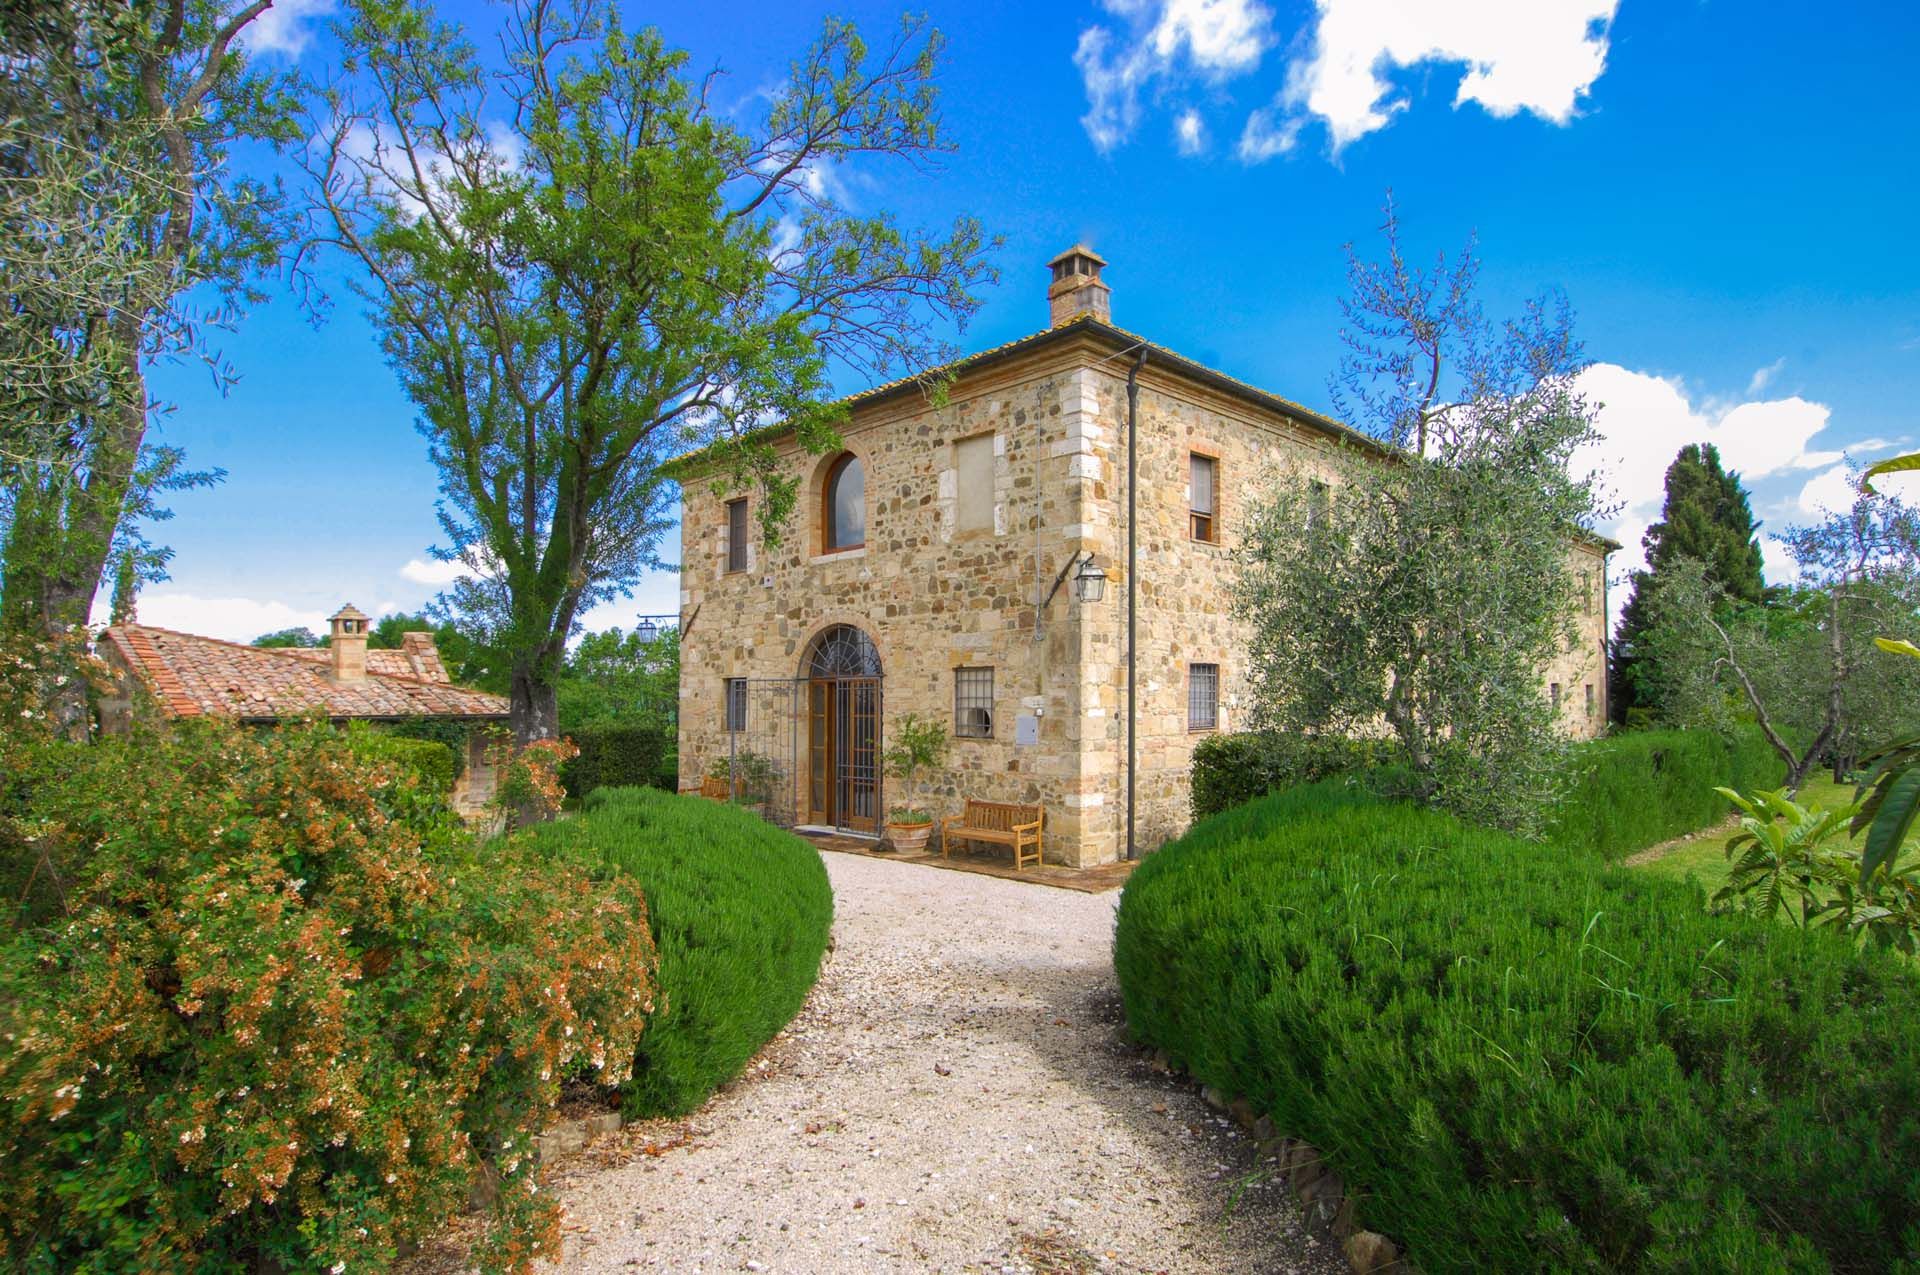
806,625,882,679
824,453,865,551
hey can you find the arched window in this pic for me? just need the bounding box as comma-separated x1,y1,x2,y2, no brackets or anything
823,452,864,551
806,624,882,678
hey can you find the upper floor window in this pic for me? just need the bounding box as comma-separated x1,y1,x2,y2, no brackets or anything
726,498,749,573
955,433,995,534
824,452,865,551
1188,663,1219,732
1190,453,1218,544
1307,479,1330,531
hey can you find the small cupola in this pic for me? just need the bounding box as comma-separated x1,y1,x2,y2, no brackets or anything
1047,244,1110,327
328,603,370,683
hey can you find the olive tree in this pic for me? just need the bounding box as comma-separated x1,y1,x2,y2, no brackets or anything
1643,478,1920,788
1,0,299,734
1234,204,1607,832
308,0,992,741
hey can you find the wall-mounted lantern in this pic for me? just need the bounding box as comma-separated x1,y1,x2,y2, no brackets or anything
1072,556,1107,604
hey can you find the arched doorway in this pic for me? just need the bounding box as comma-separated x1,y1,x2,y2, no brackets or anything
803,625,882,832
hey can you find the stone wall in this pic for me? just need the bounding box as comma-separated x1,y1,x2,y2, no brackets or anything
677,337,1119,863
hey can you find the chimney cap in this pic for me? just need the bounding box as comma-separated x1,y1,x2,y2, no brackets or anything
329,603,370,623
1047,243,1107,269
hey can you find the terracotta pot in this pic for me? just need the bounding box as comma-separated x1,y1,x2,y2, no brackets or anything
886,820,934,853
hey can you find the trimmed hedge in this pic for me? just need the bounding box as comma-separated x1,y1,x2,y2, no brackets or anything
518,786,831,1115
345,724,458,795
1546,725,1782,858
1194,726,1784,858
560,724,675,798
1115,784,1920,1273
1191,732,1396,821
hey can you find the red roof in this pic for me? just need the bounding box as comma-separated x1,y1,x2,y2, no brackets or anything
101,624,509,722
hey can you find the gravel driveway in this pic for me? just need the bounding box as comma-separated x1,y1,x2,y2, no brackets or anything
534,851,1342,1275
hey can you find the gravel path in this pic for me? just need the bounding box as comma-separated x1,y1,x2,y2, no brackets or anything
535,851,1343,1274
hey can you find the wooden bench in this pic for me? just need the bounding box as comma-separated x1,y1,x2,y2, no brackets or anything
680,776,731,800
940,800,1045,870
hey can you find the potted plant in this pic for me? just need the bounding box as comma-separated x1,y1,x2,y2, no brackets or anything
883,713,948,852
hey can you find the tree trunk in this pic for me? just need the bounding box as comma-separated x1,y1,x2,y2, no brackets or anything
510,659,560,744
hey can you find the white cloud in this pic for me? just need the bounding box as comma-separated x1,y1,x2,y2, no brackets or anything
1797,464,1861,517
1075,0,1274,152
1174,108,1210,155
122,593,332,644
1281,0,1618,151
239,0,335,58
1572,363,1847,596
399,557,470,586
1745,357,1786,397
398,550,501,587
1075,0,1615,160
1236,104,1301,161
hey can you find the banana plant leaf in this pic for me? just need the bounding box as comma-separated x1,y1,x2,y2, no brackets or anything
1862,452,1920,496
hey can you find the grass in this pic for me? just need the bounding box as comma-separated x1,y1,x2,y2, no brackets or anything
1632,775,1867,898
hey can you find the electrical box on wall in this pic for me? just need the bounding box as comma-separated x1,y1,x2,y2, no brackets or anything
1014,714,1039,746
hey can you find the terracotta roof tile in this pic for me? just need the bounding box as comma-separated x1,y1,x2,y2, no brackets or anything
101,625,509,722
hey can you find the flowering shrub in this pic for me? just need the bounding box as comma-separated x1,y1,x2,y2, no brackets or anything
0,720,657,1273
493,734,578,825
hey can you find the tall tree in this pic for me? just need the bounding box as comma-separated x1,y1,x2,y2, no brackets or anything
309,0,993,741
0,0,299,733
1611,443,1766,721
1236,203,1607,834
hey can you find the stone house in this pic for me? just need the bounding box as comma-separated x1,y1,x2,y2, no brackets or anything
671,247,1611,866
98,604,510,814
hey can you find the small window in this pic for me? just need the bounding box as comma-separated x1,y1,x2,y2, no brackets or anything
954,667,994,738
1585,683,1596,716
1579,571,1592,614
726,498,749,573
1550,682,1562,712
1188,663,1219,732
1307,480,1330,531
955,433,995,534
1190,453,1217,543
823,452,865,551
724,678,747,732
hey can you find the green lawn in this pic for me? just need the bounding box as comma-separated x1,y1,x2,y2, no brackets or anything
1630,775,1864,899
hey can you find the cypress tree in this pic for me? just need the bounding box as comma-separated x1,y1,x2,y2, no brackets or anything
1611,443,1767,721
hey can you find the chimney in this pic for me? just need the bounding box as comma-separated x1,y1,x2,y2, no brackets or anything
1047,244,1110,327
400,629,450,682
328,604,370,682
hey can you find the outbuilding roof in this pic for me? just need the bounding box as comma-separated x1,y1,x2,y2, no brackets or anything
100,624,510,722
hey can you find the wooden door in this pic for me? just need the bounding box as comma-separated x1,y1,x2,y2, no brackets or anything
807,679,833,826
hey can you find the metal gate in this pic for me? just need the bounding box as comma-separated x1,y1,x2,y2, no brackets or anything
724,674,884,836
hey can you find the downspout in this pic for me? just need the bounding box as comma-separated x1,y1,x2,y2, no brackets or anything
1125,348,1146,861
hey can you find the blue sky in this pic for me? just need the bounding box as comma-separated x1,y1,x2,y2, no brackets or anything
135,0,1920,640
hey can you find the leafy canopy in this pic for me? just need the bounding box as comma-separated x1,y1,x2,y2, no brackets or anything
306,0,994,739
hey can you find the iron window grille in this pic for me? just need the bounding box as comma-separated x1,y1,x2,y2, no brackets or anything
954,666,994,738
1188,663,1219,732
726,499,749,573
1550,682,1562,712
1307,480,1330,531
1190,453,1217,543
725,678,748,732
1585,683,1596,716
